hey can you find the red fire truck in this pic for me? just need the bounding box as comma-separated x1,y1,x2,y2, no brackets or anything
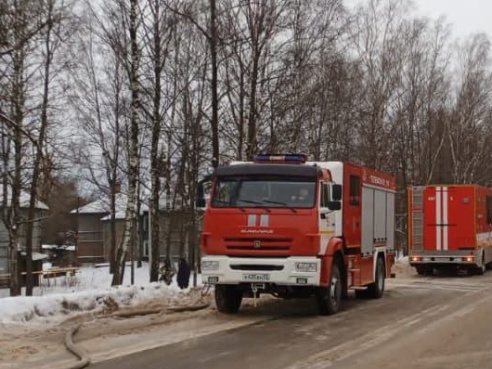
408,185,492,275
197,154,396,315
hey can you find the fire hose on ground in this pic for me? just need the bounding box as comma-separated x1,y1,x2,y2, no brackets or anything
63,285,211,369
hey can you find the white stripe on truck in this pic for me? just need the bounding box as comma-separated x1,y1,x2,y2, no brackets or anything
436,187,441,251
443,187,448,250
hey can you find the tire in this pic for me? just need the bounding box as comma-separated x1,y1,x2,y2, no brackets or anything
474,252,486,275
316,262,342,315
476,265,486,275
366,257,385,299
354,289,369,299
215,285,243,314
415,265,432,276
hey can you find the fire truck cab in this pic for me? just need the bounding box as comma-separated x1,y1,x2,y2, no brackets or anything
197,154,396,315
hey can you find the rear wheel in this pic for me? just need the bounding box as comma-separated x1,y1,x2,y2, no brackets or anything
215,285,243,314
366,257,385,299
354,289,369,299
316,262,342,315
476,258,486,275
474,252,486,275
415,265,432,276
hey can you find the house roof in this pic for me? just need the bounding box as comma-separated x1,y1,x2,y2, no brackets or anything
100,210,126,221
20,191,49,210
2,189,49,210
71,193,129,214
71,193,149,219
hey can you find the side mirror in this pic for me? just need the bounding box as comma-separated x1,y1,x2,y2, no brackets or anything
327,201,341,211
196,175,212,209
332,184,342,201
196,192,206,208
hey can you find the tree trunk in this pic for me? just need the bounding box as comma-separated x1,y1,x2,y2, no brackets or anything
149,0,162,282
112,0,140,286
209,0,219,168
25,1,55,295
8,4,27,296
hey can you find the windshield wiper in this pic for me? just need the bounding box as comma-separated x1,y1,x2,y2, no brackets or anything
237,199,262,205
261,200,297,213
237,198,271,212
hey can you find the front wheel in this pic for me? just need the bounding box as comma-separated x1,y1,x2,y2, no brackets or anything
215,285,243,314
316,262,342,315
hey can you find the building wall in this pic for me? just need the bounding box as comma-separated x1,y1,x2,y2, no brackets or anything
102,219,126,261
77,213,106,262
0,209,44,274
141,210,201,262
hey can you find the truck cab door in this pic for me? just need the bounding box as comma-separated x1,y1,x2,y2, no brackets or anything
319,182,336,255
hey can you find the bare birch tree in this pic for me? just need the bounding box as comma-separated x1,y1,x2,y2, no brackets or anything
112,0,142,286
140,0,176,282
448,34,492,184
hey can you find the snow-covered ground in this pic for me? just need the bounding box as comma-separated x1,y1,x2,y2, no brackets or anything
396,253,409,264
0,262,202,325
0,256,411,326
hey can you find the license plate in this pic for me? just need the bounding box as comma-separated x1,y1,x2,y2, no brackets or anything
242,273,270,282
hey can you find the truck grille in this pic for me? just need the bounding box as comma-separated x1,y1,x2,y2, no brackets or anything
224,237,292,251
230,264,284,271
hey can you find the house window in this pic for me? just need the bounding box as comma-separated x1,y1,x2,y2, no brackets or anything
349,175,361,206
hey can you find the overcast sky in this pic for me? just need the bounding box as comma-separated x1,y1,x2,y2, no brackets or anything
412,0,491,39
346,0,492,39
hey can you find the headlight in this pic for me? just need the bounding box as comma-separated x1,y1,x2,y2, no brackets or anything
201,260,219,271
295,262,317,273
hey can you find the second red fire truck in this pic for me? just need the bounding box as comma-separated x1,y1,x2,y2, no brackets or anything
408,185,492,275
197,154,396,315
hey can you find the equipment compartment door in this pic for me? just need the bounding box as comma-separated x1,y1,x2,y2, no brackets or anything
423,186,473,251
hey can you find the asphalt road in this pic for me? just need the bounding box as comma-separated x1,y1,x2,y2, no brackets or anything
89,272,492,369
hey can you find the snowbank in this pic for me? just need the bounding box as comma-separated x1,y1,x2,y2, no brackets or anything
395,250,408,264
0,262,203,325
0,283,180,324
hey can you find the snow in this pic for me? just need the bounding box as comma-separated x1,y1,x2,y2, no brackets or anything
0,262,202,325
396,250,409,264
100,210,126,220
397,255,409,264
20,251,49,261
2,189,49,210
42,244,76,251
72,191,177,217
70,193,130,214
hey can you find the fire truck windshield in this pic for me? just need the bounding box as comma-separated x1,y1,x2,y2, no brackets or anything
211,177,316,209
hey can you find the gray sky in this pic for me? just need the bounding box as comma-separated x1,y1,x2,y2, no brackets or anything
412,0,491,39
346,0,492,39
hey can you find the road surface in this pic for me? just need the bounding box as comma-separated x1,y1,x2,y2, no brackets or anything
88,271,492,369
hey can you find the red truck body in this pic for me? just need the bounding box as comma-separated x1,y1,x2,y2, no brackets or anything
408,185,492,274
199,155,396,314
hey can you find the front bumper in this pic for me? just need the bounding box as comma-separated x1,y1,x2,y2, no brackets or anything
201,256,321,286
409,250,479,266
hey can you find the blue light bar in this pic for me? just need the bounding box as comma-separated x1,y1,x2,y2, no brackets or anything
253,154,307,164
